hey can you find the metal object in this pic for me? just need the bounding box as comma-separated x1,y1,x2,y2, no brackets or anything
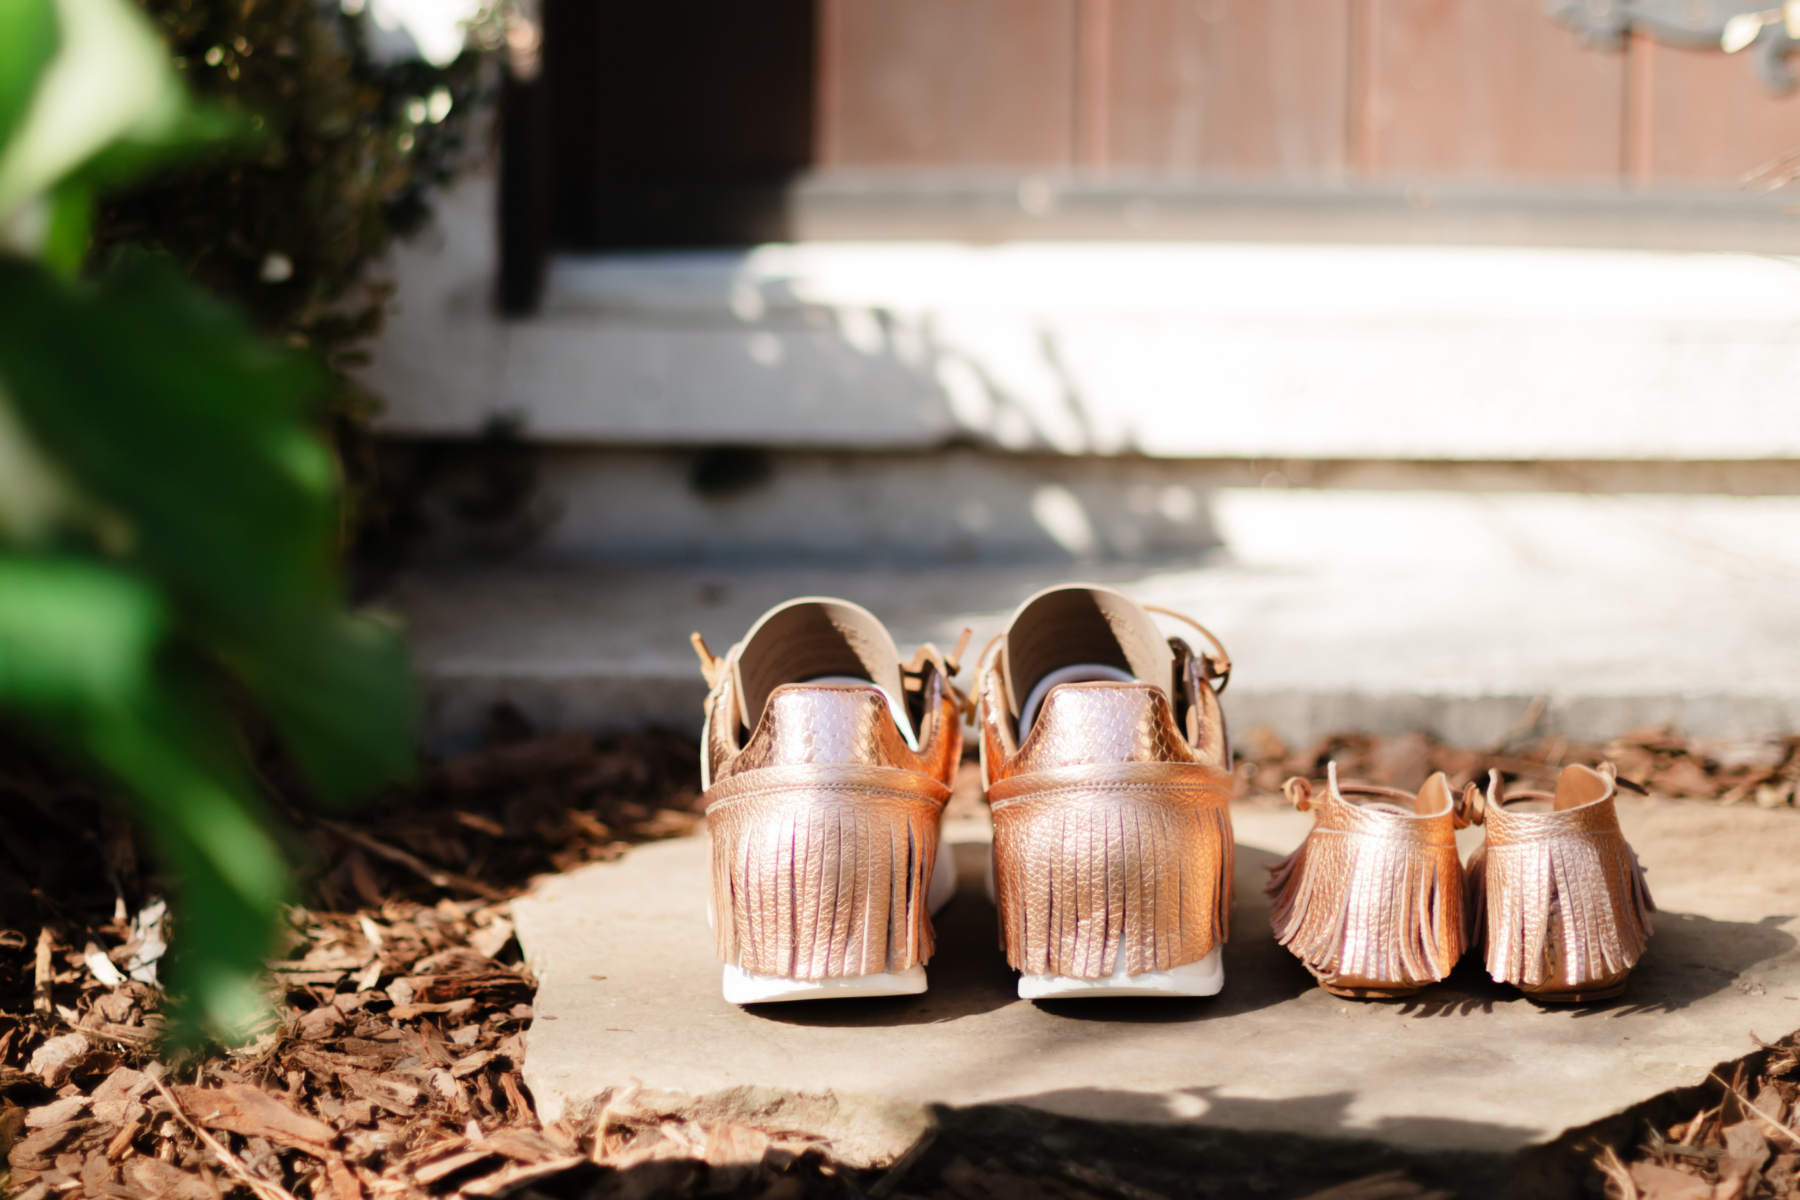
1549,0,1800,92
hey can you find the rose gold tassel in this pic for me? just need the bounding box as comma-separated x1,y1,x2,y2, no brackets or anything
990,765,1234,978
706,765,947,979
1468,764,1653,999
1266,765,1466,996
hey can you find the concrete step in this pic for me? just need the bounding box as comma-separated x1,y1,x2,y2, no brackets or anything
511,797,1800,1185
388,488,1800,750
382,443,1800,568
362,179,1800,460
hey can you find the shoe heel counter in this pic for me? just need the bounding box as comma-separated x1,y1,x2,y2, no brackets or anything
1013,683,1196,774
737,685,918,772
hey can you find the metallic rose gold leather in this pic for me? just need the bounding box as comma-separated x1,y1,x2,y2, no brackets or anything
707,658,961,789
1467,766,1654,998
978,639,1234,980
988,760,1234,978
707,762,951,978
1266,768,1466,993
1009,684,1201,775
976,647,1017,791
699,637,962,980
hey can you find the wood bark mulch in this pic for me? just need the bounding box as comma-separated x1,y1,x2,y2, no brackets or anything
2,712,1798,1200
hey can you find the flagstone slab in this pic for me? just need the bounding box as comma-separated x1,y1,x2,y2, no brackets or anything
513,798,1800,1170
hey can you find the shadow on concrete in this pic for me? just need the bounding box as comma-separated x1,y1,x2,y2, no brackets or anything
749,843,1324,1028
525,1094,1526,1200
1395,909,1798,1020
991,1082,1538,1155
1287,907,1796,1020
892,1094,1524,1200
748,836,1797,1035
1584,910,1796,1017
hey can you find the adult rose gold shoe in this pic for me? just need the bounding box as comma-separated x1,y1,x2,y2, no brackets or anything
975,584,1234,999
692,598,966,1005
1466,762,1654,1003
1267,763,1471,999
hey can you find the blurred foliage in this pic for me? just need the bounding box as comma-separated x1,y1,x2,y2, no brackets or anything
0,0,417,1047
89,0,494,566
91,0,488,365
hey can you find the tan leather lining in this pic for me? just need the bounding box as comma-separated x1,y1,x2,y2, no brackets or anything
1000,583,1175,718
732,597,905,734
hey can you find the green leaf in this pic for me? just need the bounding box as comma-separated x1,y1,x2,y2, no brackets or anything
0,254,336,623
0,0,59,156
226,610,417,805
0,554,162,713
85,679,293,1046
0,256,416,805
0,555,289,1046
0,378,78,542
0,0,190,228
71,99,257,191
40,179,89,275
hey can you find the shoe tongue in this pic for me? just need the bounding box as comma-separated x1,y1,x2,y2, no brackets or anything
733,597,906,730
1001,584,1174,719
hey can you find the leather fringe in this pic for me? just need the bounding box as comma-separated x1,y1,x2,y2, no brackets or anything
706,766,947,980
991,768,1234,979
1467,825,1654,991
1267,822,1465,987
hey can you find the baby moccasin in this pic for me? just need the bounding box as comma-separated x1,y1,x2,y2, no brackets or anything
1467,762,1654,1003
1268,763,1472,999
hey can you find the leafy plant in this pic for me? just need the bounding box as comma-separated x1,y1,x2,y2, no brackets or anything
90,0,488,361
0,0,415,1046
87,0,496,568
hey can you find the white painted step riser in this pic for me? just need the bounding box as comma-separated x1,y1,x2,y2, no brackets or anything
362,181,1800,459
394,448,1800,568
404,448,1225,565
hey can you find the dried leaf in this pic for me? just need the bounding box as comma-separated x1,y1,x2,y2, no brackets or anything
449,1051,494,1080
171,1083,336,1155
459,1154,585,1197
339,1073,420,1118
25,1033,87,1086
23,1096,88,1129
1627,1161,1713,1200
478,1127,566,1164
128,1157,222,1200
413,1147,496,1185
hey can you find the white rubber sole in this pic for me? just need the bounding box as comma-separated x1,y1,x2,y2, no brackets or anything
985,843,1225,999
1018,945,1225,999
717,825,957,1004
723,962,928,1004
